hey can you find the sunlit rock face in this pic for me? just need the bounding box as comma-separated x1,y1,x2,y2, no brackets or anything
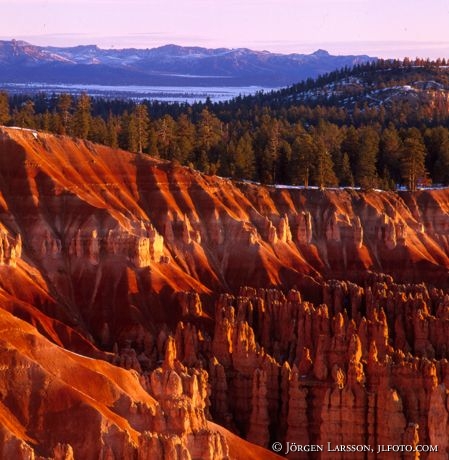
2,127,449,458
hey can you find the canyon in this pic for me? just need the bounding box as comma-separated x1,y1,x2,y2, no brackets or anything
1,126,449,458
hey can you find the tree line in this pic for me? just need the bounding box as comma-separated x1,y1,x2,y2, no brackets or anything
1,59,449,190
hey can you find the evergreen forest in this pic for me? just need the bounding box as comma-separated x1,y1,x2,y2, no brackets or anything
3,58,449,190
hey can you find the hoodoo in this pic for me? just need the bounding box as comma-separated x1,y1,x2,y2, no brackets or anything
1,127,449,458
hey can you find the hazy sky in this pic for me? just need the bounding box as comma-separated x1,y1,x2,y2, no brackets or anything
1,0,449,58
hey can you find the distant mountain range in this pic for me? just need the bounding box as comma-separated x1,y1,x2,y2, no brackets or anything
0,39,375,87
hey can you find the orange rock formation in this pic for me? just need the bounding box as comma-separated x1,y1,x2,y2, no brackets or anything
1,127,449,458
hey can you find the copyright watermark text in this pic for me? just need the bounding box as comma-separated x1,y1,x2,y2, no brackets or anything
271,442,438,455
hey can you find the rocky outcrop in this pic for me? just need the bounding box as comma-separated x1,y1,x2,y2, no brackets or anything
296,211,313,244
5,127,449,299
4,128,449,458
68,222,165,268
0,229,21,266
0,308,285,460
189,276,449,458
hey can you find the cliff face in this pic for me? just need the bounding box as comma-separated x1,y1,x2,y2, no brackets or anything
1,127,449,458
205,279,449,459
2,127,449,329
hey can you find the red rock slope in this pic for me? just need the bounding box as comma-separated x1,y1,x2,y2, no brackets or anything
1,127,449,458
0,306,283,459
1,127,449,337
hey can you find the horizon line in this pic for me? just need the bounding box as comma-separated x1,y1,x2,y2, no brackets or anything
2,35,449,59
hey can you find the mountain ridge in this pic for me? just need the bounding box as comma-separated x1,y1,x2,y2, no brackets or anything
0,39,375,87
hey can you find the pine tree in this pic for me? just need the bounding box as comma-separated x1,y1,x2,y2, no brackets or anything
72,93,91,139
269,122,280,183
341,126,359,167
313,120,343,161
106,112,119,148
48,111,63,134
132,103,150,154
57,93,72,135
156,114,176,159
0,92,10,126
13,100,35,128
313,138,337,188
425,127,449,184
118,111,132,151
195,108,222,172
89,116,108,144
174,114,195,164
340,152,354,186
127,113,139,153
379,124,402,185
233,132,256,180
292,134,315,187
401,129,427,191
356,127,379,189
40,110,52,132
196,108,222,152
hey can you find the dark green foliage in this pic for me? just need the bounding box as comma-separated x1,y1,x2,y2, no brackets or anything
231,132,256,180
0,92,10,125
57,93,72,135
339,153,354,187
424,127,449,184
155,115,176,160
313,138,338,188
132,104,150,154
356,127,379,189
379,124,402,184
291,133,315,187
72,93,91,139
173,114,195,164
12,100,35,128
106,113,119,149
5,58,449,190
401,128,427,191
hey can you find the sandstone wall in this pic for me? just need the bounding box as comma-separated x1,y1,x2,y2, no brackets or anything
2,128,449,458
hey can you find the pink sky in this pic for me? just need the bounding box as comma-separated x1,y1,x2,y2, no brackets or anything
1,0,449,58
